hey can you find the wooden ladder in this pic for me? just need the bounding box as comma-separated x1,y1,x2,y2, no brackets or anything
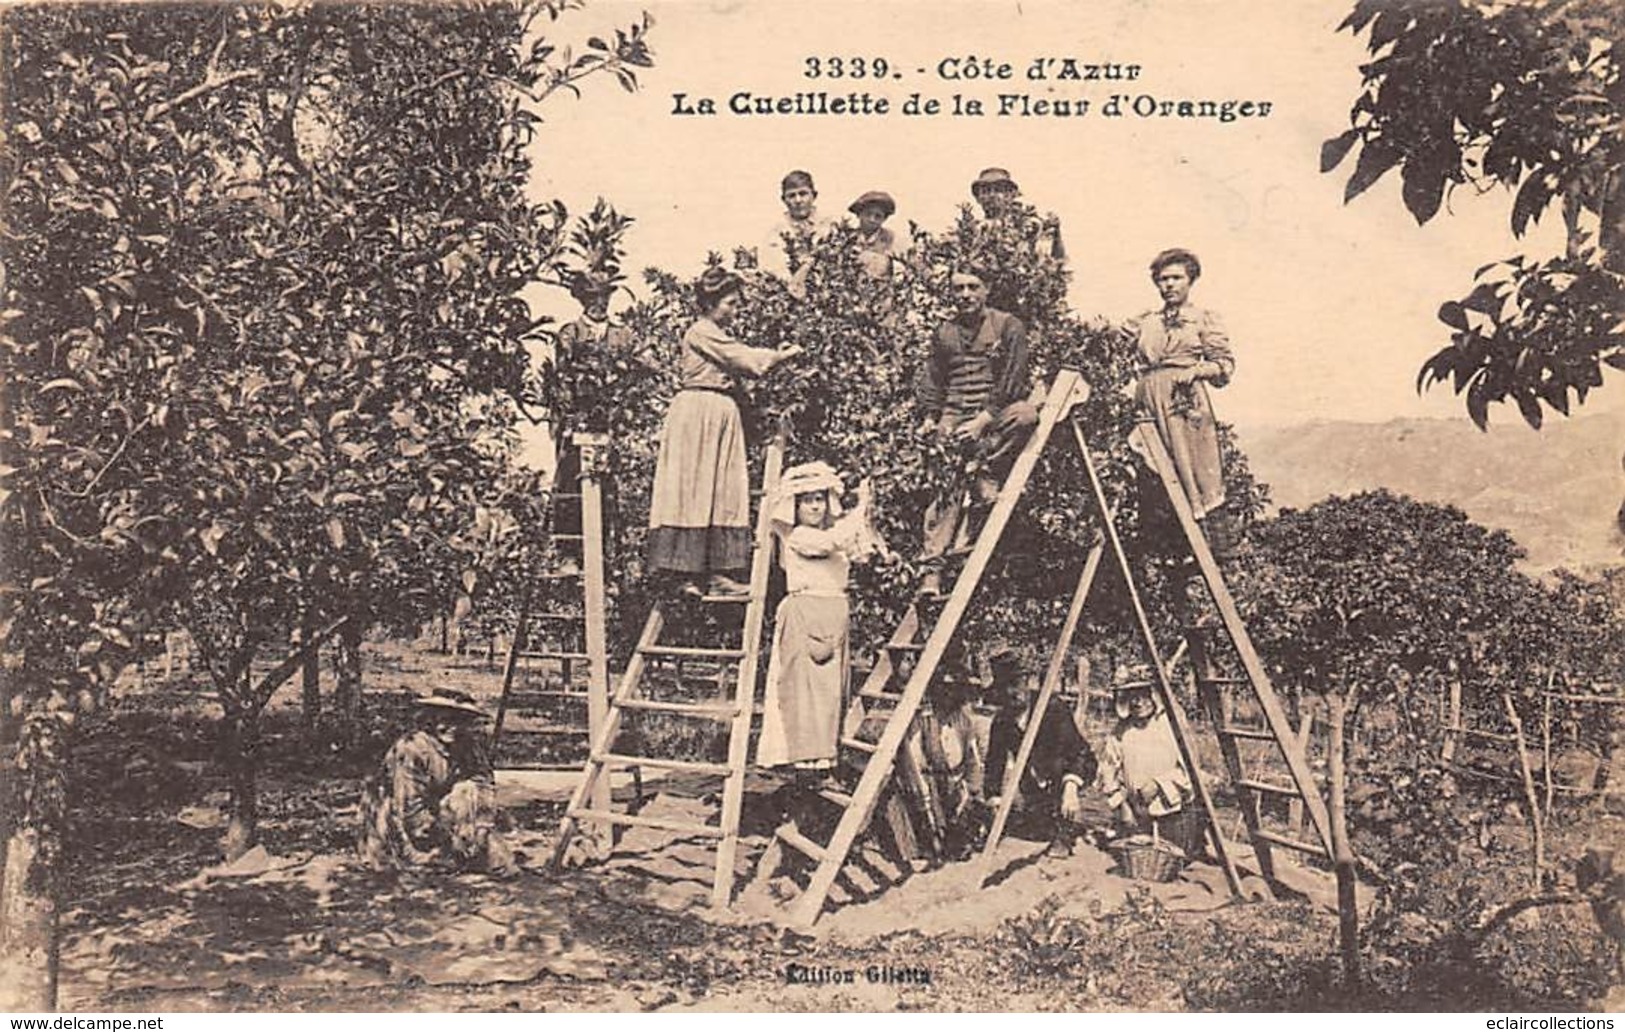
1131,420,1336,884
976,415,1335,897
761,370,1088,928
492,431,613,791
549,428,786,910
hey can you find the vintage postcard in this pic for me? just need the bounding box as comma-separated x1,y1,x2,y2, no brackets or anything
1,0,1622,1016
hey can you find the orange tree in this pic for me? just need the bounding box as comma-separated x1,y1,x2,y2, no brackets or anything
1325,0,1624,428
1233,490,1622,994
0,0,653,1007
569,204,1267,671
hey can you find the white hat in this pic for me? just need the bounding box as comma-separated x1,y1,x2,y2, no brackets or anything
769,461,845,529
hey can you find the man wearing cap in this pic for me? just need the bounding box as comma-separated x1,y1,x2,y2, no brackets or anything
982,649,1099,858
970,167,1067,262
761,169,836,286
847,190,899,278
357,689,513,874
915,266,1039,597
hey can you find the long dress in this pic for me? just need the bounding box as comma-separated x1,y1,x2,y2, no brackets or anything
1132,304,1235,519
647,317,781,574
757,512,873,768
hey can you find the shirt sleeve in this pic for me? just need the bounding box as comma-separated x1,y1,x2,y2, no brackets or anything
987,314,1031,416
1199,309,1235,388
688,322,780,379
915,329,949,415
1100,730,1127,810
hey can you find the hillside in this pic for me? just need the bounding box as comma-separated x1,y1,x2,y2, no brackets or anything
1234,411,1625,572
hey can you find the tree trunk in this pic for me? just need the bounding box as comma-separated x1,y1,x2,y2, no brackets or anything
220,689,260,862
0,713,67,1011
299,610,321,736
334,620,363,746
438,613,449,654
1327,692,1360,991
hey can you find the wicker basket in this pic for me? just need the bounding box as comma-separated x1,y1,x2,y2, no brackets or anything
1112,828,1187,883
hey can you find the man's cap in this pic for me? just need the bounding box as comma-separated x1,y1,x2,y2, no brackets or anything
847,190,896,218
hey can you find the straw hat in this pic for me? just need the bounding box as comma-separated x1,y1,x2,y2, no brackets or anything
1110,665,1160,719
971,167,1019,195
769,461,845,529
417,688,490,721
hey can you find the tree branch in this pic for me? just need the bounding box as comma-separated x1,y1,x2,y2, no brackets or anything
146,68,263,124
251,615,349,705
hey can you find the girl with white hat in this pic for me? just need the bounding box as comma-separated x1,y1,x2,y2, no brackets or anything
1100,670,1200,856
757,462,887,778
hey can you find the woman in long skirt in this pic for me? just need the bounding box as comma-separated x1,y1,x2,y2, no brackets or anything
648,267,801,598
1132,247,1238,555
757,463,885,778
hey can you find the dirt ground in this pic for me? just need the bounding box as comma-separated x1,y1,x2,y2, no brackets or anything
54,640,1622,1012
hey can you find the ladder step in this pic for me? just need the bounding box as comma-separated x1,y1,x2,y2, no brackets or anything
1219,725,1278,742
571,808,725,838
641,645,746,660
700,594,754,605
858,689,900,702
551,492,583,501
840,737,876,755
615,698,739,718
520,650,591,662
1235,778,1301,798
1252,827,1330,857
1199,677,1251,686
885,642,923,653
593,752,731,776
815,786,855,808
537,571,582,580
532,611,585,622
495,721,587,735
776,825,829,862
550,534,584,543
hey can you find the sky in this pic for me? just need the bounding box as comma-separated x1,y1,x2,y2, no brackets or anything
523,0,1625,431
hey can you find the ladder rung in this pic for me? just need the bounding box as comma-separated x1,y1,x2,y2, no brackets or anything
1235,778,1301,798
777,825,828,861
550,534,584,543
520,650,591,662
615,698,739,718
501,690,587,704
593,752,730,776
532,611,585,622
1199,677,1250,686
1219,725,1278,742
699,594,753,605
858,689,900,702
537,571,582,580
551,492,583,501
840,737,876,755
571,808,725,838
815,786,854,808
641,645,745,660
1252,827,1329,857
494,721,587,735
885,642,923,653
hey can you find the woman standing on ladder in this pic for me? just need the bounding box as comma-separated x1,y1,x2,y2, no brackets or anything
757,462,886,783
1132,248,1239,558
648,267,802,599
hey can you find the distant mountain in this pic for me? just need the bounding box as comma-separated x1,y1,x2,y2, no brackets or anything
1234,411,1625,572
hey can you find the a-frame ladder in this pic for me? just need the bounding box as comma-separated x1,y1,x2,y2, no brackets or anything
770,370,1088,928
492,432,613,799
1130,420,1336,879
549,429,786,909
976,413,1335,896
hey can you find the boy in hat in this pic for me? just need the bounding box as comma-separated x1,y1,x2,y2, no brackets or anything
969,167,1067,262
847,190,899,278
1100,671,1200,855
983,647,1099,857
357,689,513,874
762,169,836,285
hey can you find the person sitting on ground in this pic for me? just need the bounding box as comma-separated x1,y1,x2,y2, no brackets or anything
847,190,900,278
757,462,887,781
1100,671,1201,857
357,689,513,874
982,647,1099,858
914,265,1038,598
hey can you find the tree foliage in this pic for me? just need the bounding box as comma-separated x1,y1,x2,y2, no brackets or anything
0,0,655,858
1326,0,1625,428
